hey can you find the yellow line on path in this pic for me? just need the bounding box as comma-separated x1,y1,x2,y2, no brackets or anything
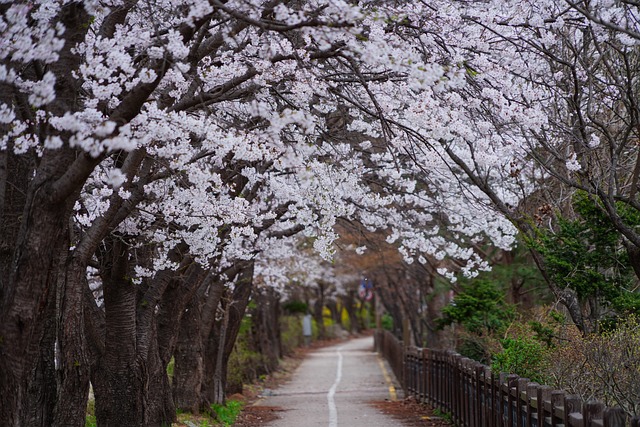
376,355,397,402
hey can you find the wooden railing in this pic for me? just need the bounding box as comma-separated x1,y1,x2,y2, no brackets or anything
374,329,640,427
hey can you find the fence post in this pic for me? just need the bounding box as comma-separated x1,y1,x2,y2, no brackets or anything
603,407,626,427
499,372,509,427
408,347,415,397
405,344,411,395
526,383,540,427
459,357,466,427
516,378,528,427
537,386,552,427
485,368,496,427
468,360,476,427
506,375,518,427
437,352,446,409
402,347,408,397
463,358,472,427
475,363,484,427
433,351,442,406
414,347,420,399
374,333,634,427
564,395,582,427
450,351,458,420
498,372,513,427
419,348,426,402
583,401,605,426
450,353,459,424
437,351,443,409
551,390,565,427
424,348,433,406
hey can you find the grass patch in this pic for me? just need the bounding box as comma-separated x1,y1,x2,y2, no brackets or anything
174,400,243,427
167,356,175,382
210,400,243,426
86,390,96,427
85,413,97,427
433,407,453,423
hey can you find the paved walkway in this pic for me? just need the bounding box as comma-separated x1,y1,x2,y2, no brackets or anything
256,336,402,427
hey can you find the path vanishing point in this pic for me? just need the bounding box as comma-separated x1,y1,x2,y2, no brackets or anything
255,336,402,427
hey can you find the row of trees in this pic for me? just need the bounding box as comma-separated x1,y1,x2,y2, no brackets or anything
2,0,640,425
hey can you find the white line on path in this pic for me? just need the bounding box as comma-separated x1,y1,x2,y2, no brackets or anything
327,346,343,427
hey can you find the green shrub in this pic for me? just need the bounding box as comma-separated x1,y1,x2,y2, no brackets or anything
280,314,304,355
439,279,516,334
492,336,549,383
457,334,495,365
282,300,308,315
381,313,393,331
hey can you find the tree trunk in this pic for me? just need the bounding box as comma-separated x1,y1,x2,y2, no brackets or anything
212,296,230,406
313,283,326,339
424,290,450,349
91,238,182,427
343,290,361,333
251,287,281,373
93,238,145,426
173,272,225,413
173,296,205,413
0,167,79,426
202,262,254,407
1,5,95,421
377,282,403,339
19,267,58,427
326,299,341,326
143,263,207,422
144,324,176,427
52,257,92,427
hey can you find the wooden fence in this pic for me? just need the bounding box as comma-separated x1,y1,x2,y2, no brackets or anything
374,329,640,427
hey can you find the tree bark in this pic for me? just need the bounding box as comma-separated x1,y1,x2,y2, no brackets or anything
326,299,341,327
91,240,190,427
211,293,231,406
173,296,205,413
52,256,92,427
0,152,81,425
343,290,361,333
251,287,281,373
202,261,254,407
144,323,176,427
19,261,58,427
313,283,326,339
92,237,145,427
0,4,99,424
172,272,225,412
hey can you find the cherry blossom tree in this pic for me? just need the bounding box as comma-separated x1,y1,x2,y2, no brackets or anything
0,0,366,424
326,0,640,334
411,0,640,332
9,0,632,425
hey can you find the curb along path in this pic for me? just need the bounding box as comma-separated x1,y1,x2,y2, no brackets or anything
254,336,401,427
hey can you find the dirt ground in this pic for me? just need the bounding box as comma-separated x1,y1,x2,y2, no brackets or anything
233,337,451,427
369,397,452,426
234,397,452,426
